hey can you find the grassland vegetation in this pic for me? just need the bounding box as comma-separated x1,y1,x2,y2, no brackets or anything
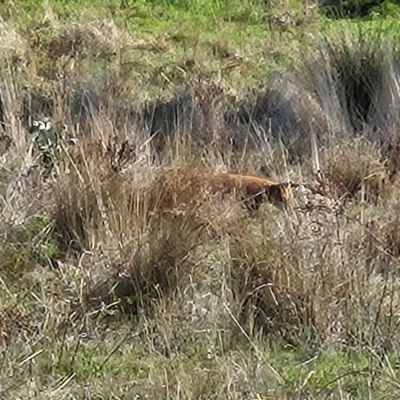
1,0,400,398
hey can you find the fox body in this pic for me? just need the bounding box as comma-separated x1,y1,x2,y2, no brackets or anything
204,172,293,211
153,170,294,215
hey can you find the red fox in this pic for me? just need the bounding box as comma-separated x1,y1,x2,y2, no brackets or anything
152,170,294,215
203,172,294,211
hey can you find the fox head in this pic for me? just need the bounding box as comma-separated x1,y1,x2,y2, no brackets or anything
264,182,297,211
265,181,295,212
281,181,294,202
244,181,295,212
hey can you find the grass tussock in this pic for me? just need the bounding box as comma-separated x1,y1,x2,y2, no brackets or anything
318,138,388,203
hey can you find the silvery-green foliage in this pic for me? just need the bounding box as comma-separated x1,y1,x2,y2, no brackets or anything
28,116,68,179
28,116,60,153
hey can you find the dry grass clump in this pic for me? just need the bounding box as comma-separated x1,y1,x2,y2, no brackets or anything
146,161,209,217
225,205,400,348
323,32,385,132
365,211,400,260
80,205,208,316
224,219,313,345
50,135,152,254
286,26,400,151
143,80,230,159
384,133,400,186
305,138,389,205
46,144,213,317
0,307,34,352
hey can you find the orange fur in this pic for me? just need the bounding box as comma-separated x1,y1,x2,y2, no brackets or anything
152,170,294,215
203,172,293,211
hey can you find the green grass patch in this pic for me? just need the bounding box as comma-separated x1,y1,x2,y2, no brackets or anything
0,216,58,278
